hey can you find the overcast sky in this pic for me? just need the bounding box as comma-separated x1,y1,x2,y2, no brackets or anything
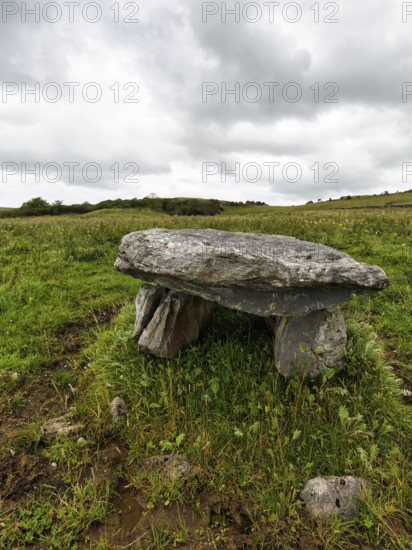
1,0,412,206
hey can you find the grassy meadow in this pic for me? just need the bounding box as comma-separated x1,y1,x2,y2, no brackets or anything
0,203,411,549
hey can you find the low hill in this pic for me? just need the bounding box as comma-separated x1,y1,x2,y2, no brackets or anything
1,190,411,218
296,190,412,210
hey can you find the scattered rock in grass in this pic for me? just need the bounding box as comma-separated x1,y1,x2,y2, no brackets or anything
109,397,127,423
144,454,191,482
43,414,84,436
77,437,87,447
301,475,369,519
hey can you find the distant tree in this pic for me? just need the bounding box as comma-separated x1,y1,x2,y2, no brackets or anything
50,200,63,215
317,198,322,202
163,198,223,216
21,197,49,208
306,200,314,204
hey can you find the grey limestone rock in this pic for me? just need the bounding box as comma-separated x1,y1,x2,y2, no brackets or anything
301,475,369,519
132,284,167,339
137,290,214,358
115,229,388,317
109,397,128,423
43,415,84,436
273,307,347,377
144,454,191,482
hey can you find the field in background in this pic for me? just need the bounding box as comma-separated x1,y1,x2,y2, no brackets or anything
2,188,412,219
0,206,411,548
295,189,412,210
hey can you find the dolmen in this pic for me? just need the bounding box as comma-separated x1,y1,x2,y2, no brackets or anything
115,229,389,377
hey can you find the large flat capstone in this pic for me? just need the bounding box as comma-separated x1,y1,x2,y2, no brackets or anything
115,228,389,317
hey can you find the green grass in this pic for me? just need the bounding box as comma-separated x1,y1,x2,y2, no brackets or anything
0,207,411,548
0,480,111,548
76,306,410,548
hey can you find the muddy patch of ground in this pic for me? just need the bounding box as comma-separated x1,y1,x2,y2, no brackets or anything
86,488,258,550
54,305,123,357
0,307,121,507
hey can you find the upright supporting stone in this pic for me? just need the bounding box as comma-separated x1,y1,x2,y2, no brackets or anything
138,291,214,359
273,307,347,377
132,284,167,339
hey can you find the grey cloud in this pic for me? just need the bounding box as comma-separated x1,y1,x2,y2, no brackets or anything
1,0,412,206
